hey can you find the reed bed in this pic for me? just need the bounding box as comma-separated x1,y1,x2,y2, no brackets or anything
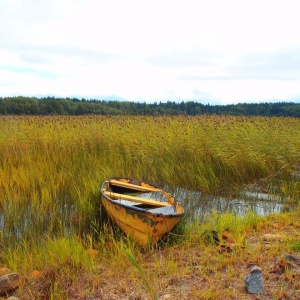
0,115,299,298
0,115,299,244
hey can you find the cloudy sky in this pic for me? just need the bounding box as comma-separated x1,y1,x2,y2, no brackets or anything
1,0,300,104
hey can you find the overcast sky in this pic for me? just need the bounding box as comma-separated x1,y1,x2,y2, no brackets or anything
1,0,300,104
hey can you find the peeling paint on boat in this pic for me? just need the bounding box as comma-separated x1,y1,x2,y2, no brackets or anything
100,177,185,246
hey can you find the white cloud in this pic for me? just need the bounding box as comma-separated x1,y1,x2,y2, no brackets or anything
1,0,300,103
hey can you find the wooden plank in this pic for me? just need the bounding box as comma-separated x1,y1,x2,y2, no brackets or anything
104,191,171,207
109,179,160,192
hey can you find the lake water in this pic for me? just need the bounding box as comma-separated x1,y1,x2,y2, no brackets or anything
129,170,300,219
170,172,300,219
131,185,294,219
170,187,285,220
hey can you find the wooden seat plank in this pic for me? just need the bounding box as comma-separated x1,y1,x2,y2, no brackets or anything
109,179,159,192
104,191,171,207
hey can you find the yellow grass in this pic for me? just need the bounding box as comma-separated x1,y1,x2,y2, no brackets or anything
0,115,299,241
0,115,299,299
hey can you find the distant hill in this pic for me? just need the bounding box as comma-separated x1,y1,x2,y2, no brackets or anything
0,96,299,117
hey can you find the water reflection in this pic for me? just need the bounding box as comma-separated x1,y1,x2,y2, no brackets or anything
165,186,292,220
134,184,295,219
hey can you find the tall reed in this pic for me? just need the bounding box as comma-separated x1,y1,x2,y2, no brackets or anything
0,115,299,252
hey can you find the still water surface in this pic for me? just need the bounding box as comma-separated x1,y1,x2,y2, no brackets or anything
170,187,284,219
138,184,296,219
166,171,299,219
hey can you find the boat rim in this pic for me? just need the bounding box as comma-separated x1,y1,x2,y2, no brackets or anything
100,177,185,217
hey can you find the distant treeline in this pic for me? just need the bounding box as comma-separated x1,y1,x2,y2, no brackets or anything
0,96,299,117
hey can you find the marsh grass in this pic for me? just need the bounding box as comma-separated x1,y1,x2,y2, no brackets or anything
0,115,299,244
0,115,299,298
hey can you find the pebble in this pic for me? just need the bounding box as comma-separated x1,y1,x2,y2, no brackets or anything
0,273,21,296
244,265,264,295
261,234,282,242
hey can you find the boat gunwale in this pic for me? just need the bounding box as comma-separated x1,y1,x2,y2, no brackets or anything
100,177,185,218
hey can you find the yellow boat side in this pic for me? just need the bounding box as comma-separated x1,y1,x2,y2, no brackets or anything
100,177,185,246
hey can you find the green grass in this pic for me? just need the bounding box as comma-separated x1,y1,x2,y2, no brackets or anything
290,241,300,252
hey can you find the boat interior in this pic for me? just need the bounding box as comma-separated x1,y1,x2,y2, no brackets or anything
102,178,178,213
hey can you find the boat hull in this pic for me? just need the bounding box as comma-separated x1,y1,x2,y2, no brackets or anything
100,177,184,246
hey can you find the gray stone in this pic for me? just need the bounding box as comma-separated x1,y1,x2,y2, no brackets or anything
244,265,264,295
284,253,300,267
0,272,21,296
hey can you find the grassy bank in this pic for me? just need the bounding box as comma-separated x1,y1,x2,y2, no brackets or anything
2,209,300,299
0,115,299,299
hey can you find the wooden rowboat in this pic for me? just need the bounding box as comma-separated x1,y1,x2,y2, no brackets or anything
100,177,185,246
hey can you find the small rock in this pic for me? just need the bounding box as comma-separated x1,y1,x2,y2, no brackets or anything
284,253,300,268
0,273,22,296
7,297,20,300
163,294,172,299
270,254,300,274
261,234,282,242
244,265,264,295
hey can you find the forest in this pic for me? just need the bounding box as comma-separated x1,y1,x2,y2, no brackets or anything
0,96,299,117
